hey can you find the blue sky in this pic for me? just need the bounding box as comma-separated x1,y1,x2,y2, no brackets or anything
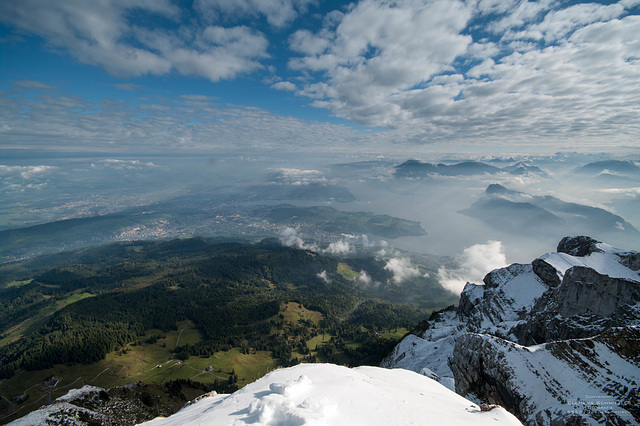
1,0,639,157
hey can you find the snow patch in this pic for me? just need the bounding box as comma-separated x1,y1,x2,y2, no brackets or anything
539,246,640,282
55,385,102,402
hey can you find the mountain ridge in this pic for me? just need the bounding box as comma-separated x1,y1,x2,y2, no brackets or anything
383,236,640,424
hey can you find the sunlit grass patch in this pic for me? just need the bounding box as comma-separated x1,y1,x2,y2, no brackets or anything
337,262,359,280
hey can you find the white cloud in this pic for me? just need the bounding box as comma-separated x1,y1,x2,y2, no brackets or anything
511,2,625,41
290,0,472,126
98,160,159,171
0,165,58,180
317,270,331,283
598,187,640,197
13,80,56,90
2,1,639,151
325,240,352,256
279,227,319,251
271,81,297,91
0,1,269,82
384,257,420,284
289,29,331,55
270,168,329,185
0,83,390,153
437,240,507,295
288,0,640,146
357,270,373,286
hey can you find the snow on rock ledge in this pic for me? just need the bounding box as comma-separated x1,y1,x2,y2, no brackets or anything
450,326,640,424
139,363,522,425
383,236,640,425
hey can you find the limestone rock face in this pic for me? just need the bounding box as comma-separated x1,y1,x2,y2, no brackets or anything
450,327,640,425
511,264,640,345
384,236,640,425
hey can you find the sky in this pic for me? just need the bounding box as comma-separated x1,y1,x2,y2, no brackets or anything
1,0,640,157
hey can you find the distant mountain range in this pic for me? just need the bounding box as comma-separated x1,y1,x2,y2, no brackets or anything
460,183,639,237
574,160,640,175
383,236,640,424
393,160,547,178
573,160,640,185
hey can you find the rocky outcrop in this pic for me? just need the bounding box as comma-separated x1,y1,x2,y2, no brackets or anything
5,381,208,426
531,258,561,288
451,327,640,425
384,236,640,425
617,251,640,271
556,235,602,257
511,263,640,345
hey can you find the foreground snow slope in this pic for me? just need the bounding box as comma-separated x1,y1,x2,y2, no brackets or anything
140,363,522,425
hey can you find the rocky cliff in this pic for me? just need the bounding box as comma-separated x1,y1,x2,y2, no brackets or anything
382,236,640,425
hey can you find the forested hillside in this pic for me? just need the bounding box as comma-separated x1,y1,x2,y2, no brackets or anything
0,237,456,422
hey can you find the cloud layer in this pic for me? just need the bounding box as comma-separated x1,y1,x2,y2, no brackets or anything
0,83,387,153
1,0,639,150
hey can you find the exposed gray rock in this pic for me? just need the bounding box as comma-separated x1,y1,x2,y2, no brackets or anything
512,265,640,345
531,258,561,288
617,252,640,271
450,327,640,425
556,236,602,257
556,266,640,317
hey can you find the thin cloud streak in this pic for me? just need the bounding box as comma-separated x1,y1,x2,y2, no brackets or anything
0,83,391,154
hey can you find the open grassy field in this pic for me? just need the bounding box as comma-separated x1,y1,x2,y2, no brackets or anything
337,262,360,281
5,280,33,289
281,302,323,325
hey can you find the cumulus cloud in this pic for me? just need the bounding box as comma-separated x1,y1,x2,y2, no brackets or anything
356,270,373,286
384,257,421,284
288,0,640,145
279,228,387,259
437,240,507,295
325,240,352,256
0,0,268,82
271,81,297,91
279,227,319,251
3,1,639,151
0,165,59,193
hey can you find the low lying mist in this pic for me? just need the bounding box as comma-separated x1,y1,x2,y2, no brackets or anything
2,151,638,296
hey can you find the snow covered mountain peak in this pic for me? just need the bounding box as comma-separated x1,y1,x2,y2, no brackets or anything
383,236,640,425
139,363,522,425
